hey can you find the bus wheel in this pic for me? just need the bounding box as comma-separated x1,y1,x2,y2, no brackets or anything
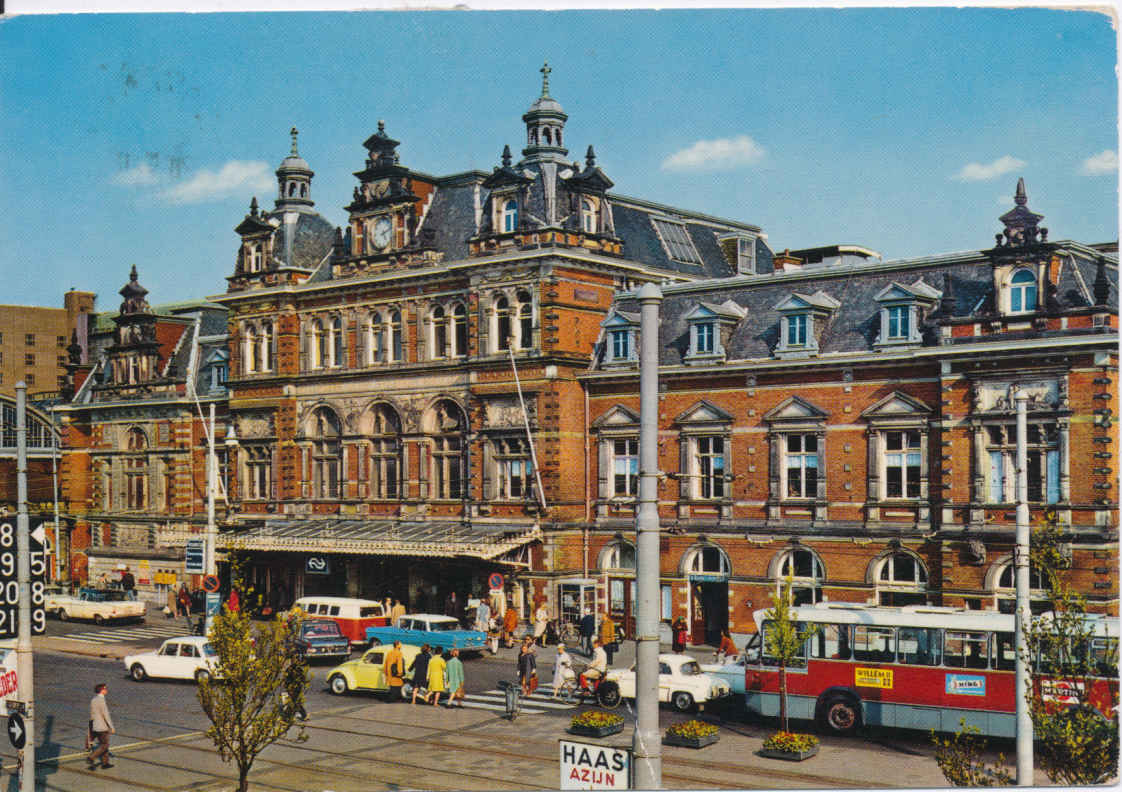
819,695,859,736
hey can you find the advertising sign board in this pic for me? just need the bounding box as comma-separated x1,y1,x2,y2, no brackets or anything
559,739,630,790
0,522,47,638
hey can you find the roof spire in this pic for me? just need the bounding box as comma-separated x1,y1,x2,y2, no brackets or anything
585,145,596,169
1014,176,1027,206
501,144,512,168
289,127,299,156
250,196,259,217
377,119,385,135
540,61,552,97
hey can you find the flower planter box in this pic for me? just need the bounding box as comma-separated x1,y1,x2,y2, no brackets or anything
662,732,719,749
759,745,819,762
567,723,624,738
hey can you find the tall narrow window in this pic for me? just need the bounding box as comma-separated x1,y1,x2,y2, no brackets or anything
1009,269,1037,313
611,330,632,361
244,327,258,373
390,310,403,362
311,408,341,499
581,199,596,233
124,428,147,510
369,313,384,364
332,317,344,368
786,434,818,498
502,199,518,232
259,322,272,372
495,437,533,500
313,320,327,369
430,401,465,500
694,322,714,355
495,297,511,351
696,436,725,499
430,306,447,359
787,314,808,346
369,406,401,499
612,438,639,497
985,422,1059,503
517,291,533,349
884,430,922,498
453,304,468,357
246,446,272,500
886,306,909,339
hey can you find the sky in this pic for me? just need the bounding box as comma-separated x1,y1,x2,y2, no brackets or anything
0,7,1117,310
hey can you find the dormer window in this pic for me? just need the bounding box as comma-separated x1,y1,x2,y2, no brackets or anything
773,291,840,358
786,313,807,347
682,301,745,364
611,329,631,360
694,322,715,354
502,199,518,232
873,280,939,350
718,232,758,275
886,305,909,340
600,310,639,366
1009,269,1037,313
581,199,596,233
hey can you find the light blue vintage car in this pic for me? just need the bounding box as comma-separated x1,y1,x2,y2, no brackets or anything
364,613,488,656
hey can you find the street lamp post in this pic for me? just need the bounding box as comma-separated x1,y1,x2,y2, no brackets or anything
204,403,218,634
1013,390,1034,785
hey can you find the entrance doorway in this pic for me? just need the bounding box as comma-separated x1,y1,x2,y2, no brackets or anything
608,577,635,638
690,580,728,646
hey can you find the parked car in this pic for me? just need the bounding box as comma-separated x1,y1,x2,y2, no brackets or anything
605,652,733,712
46,587,145,625
124,636,219,684
293,618,351,662
326,643,423,697
364,614,487,655
291,597,390,646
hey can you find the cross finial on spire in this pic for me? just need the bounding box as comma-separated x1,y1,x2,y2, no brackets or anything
290,127,299,156
540,61,551,97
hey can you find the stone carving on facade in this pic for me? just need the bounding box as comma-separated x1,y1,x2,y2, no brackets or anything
115,523,150,548
964,539,987,565
483,396,536,428
235,411,275,440
974,378,1060,413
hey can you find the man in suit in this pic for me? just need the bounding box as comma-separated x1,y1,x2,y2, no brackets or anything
579,608,596,656
88,683,114,769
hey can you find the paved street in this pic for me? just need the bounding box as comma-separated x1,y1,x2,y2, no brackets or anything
0,634,1044,791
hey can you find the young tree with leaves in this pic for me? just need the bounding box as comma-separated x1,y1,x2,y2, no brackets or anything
196,558,308,792
763,577,819,732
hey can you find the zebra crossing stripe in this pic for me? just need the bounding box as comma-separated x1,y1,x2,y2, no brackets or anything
471,689,577,710
456,699,547,715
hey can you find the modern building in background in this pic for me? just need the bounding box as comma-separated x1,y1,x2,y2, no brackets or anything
0,290,95,398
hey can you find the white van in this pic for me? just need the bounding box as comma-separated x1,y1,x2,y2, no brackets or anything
291,597,389,646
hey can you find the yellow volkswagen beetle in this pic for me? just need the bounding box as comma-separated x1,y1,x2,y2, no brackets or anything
326,643,423,698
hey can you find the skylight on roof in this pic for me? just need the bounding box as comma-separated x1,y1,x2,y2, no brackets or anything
651,218,702,265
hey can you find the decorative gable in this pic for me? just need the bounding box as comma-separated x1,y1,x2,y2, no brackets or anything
591,404,640,430
773,291,839,359
682,300,746,364
860,391,932,424
674,400,734,428
763,395,828,424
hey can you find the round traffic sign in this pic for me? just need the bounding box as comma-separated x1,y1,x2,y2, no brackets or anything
488,572,504,591
202,574,220,593
7,713,25,750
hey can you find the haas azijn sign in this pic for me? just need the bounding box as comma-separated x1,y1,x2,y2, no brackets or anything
559,740,631,790
0,522,47,638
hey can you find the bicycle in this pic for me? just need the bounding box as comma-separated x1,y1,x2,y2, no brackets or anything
555,619,580,646
497,679,522,720
552,663,621,708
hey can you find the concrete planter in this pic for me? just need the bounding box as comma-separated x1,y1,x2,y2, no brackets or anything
567,722,624,738
662,732,719,749
759,745,819,762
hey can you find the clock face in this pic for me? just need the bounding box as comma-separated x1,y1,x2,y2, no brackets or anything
372,217,392,249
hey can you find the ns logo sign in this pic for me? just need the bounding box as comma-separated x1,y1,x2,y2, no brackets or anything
305,556,331,575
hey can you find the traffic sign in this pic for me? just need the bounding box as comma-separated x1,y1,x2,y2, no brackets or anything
202,574,220,593
488,573,504,591
185,539,205,575
0,521,47,638
7,712,25,750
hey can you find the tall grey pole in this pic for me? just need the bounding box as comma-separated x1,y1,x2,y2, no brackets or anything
15,383,36,792
632,283,662,790
205,403,217,634
51,409,62,586
1014,390,1033,785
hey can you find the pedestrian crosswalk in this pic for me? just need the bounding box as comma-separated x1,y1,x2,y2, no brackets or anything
53,620,193,645
456,686,577,716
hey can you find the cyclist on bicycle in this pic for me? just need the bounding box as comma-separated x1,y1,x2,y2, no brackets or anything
551,643,575,700
580,639,608,688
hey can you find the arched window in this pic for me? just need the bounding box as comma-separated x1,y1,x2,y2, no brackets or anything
288,182,296,197
495,296,511,351
502,200,518,233
599,541,637,571
369,405,401,499
259,321,272,372
310,407,341,499
368,312,384,364
429,400,465,500
453,304,468,357
126,427,147,451
543,128,552,146
1009,269,1037,313
300,183,307,198
774,547,824,605
683,544,730,576
390,310,403,362
994,560,1049,614
124,428,148,510
874,552,929,606
517,290,533,350
312,320,327,369
581,199,596,233
331,317,344,368
244,326,258,373
430,306,447,360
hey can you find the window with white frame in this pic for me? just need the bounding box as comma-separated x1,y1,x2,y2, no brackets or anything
612,438,638,497
430,401,465,500
774,547,824,605
884,430,922,499
985,422,1059,503
310,407,341,499
502,199,518,232
367,312,385,364
244,445,272,500
873,281,939,348
674,401,733,506
611,329,631,361
493,436,533,500
601,311,638,365
368,405,401,499
389,310,403,362
430,306,447,359
244,326,258,372
785,434,819,499
517,290,533,350
693,321,715,355
124,428,147,510
581,199,596,233
874,552,928,606
259,321,272,372
786,313,808,347
1009,269,1037,313
885,305,910,340
331,317,344,367
694,436,726,499
683,544,730,577
600,540,636,571
312,320,327,369
495,296,511,351
994,560,1049,614
772,291,839,358
453,304,468,357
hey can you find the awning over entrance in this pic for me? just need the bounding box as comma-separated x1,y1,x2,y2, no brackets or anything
218,518,541,562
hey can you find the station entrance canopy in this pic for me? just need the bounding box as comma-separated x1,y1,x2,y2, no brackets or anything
217,518,541,563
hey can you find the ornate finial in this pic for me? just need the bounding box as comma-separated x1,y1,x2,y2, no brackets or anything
501,144,512,168
377,119,385,135
585,145,596,169
250,196,259,216
1014,177,1027,206
540,61,552,97
129,264,139,282
289,127,299,156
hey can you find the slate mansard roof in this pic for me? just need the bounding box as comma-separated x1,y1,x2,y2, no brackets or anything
602,241,1117,368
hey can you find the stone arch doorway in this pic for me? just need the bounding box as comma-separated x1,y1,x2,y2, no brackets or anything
681,544,730,646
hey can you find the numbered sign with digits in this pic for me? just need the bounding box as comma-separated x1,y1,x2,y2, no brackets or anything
0,522,47,638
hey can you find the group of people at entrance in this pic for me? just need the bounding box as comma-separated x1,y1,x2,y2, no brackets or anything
379,641,466,708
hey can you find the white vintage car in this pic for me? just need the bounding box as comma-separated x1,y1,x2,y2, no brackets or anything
124,636,219,684
605,652,733,712
46,587,145,625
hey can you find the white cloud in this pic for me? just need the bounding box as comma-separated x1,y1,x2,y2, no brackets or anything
158,160,274,204
1082,149,1118,175
110,162,160,187
951,155,1026,182
661,135,766,172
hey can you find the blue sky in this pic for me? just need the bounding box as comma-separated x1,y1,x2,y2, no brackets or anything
0,8,1116,309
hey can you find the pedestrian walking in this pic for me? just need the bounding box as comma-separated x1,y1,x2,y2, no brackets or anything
532,601,549,647
672,616,688,653
487,616,501,654
517,639,538,696
383,640,405,702
166,586,179,619
178,584,192,627
120,567,135,593
445,648,465,708
475,598,491,633
409,644,431,705
551,643,574,699
599,610,618,665
87,683,114,769
579,608,596,656
503,605,519,648
426,648,447,706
